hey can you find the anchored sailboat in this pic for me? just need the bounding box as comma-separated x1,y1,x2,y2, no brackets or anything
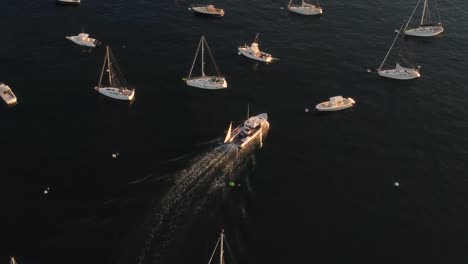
185,36,227,90
95,46,135,100
378,23,421,80
288,0,323,15
404,0,443,37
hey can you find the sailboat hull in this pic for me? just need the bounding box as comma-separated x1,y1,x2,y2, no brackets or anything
378,69,420,80
404,26,444,37
288,5,322,15
96,87,135,101
186,76,227,89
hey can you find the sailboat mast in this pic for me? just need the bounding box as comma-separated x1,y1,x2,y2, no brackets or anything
420,0,427,25
201,36,205,77
98,47,108,87
379,22,405,71
220,230,224,264
107,47,112,86
405,0,422,29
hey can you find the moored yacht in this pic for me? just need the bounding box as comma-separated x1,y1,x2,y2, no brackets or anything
288,0,323,15
66,32,99,47
238,33,275,63
56,0,80,5
190,4,225,17
224,107,269,148
316,96,355,111
0,83,18,106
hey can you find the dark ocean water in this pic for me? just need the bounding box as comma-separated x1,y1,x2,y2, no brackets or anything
1,0,468,263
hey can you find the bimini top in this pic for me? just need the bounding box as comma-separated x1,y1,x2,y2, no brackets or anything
245,114,268,129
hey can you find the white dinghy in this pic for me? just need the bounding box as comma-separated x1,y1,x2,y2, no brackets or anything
238,33,275,63
378,23,421,80
66,32,99,47
404,0,443,37
316,96,355,112
0,83,17,106
288,0,323,15
190,4,225,17
185,36,227,90
224,105,269,149
56,0,80,5
95,46,135,101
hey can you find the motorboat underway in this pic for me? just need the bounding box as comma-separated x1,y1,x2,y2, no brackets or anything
224,107,269,149
316,96,355,111
288,0,323,15
66,32,99,47
190,4,225,17
95,46,135,101
185,36,227,89
377,22,421,80
56,0,80,5
238,33,275,63
0,83,17,106
404,0,443,37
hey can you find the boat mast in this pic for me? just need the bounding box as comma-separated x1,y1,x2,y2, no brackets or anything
378,22,405,71
107,46,113,86
420,0,427,26
405,0,422,29
98,47,108,87
247,104,250,119
219,230,224,264
188,37,203,79
201,36,205,77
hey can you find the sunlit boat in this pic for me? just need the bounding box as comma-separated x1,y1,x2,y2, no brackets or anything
185,36,227,89
56,0,80,5
66,32,99,47
288,0,323,15
316,96,355,111
224,106,269,148
238,33,275,63
191,4,225,17
0,83,18,106
404,0,443,37
95,46,135,101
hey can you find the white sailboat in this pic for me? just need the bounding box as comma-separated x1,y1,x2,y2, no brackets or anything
224,105,269,149
404,0,443,37
316,96,355,111
288,0,323,15
95,46,135,101
185,36,227,90
378,23,421,80
0,83,17,106
238,33,275,63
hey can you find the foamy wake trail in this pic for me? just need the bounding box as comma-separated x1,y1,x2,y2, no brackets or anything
137,125,269,264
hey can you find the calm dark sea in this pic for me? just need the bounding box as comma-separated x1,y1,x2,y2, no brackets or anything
1,0,468,263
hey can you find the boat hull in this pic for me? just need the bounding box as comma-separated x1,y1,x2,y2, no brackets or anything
96,87,135,101
0,84,18,106
186,77,227,90
238,47,273,63
316,98,355,112
404,26,444,37
191,6,224,17
378,69,420,80
288,6,322,15
56,0,80,5
66,36,96,47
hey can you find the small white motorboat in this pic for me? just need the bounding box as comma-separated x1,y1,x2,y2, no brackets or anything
185,36,227,89
288,0,323,15
66,32,99,47
190,4,225,17
95,46,135,101
224,106,269,149
404,0,444,37
238,33,275,63
56,0,80,5
316,96,355,112
0,83,18,106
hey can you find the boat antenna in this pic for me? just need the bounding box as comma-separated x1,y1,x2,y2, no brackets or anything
247,104,250,119
81,25,84,33
254,33,259,44
201,36,205,77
